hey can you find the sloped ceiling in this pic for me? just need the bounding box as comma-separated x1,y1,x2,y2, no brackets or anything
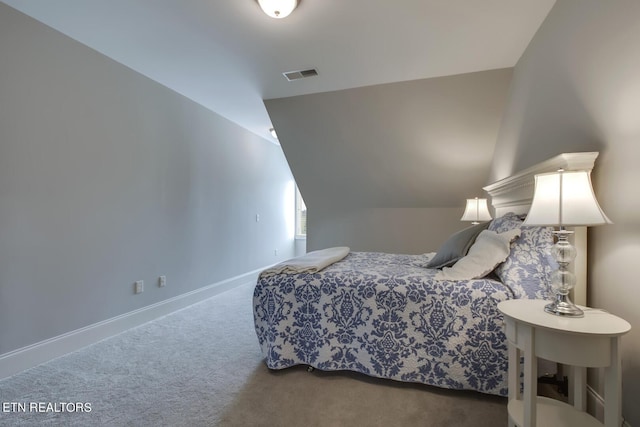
1,0,555,142
266,68,513,208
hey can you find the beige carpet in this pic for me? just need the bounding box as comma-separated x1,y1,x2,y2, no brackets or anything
219,364,507,427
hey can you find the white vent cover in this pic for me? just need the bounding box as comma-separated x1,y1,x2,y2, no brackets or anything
283,68,318,81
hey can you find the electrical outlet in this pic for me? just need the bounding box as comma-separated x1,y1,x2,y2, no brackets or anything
159,275,166,287
134,280,144,294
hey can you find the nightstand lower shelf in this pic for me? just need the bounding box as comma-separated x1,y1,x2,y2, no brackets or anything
499,299,631,427
509,397,601,427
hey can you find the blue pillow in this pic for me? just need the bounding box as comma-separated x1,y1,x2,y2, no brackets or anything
489,213,557,299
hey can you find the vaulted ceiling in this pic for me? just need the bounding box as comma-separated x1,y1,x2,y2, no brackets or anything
2,0,556,207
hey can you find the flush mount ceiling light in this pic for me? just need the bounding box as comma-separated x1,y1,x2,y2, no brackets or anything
257,0,298,19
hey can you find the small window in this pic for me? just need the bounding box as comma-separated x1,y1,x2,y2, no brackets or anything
295,186,307,239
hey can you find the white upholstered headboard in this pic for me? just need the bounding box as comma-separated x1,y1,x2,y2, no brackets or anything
482,152,600,306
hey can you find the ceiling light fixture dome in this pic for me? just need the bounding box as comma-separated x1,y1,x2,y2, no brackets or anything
257,0,298,19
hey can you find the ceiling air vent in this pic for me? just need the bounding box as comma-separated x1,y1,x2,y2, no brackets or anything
283,68,318,81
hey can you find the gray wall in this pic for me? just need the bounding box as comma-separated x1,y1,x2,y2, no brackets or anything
310,207,465,254
490,0,640,424
266,69,513,253
0,4,296,355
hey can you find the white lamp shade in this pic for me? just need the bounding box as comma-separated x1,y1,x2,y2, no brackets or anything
523,170,612,227
258,0,298,18
461,198,492,222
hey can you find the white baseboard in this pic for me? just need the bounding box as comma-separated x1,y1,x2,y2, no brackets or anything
587,384,632,427
0,267,265,380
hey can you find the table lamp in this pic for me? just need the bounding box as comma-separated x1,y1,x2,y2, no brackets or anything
461,197,492,225
523,169,611,317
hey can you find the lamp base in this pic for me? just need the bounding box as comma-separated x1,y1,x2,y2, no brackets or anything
544,295,584,318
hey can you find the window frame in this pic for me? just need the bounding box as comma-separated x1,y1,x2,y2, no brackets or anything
295,185,307,239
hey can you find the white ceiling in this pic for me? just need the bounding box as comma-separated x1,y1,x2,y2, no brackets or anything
2,0,556,143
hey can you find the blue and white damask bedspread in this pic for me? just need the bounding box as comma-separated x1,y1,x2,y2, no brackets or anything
253,251,517,396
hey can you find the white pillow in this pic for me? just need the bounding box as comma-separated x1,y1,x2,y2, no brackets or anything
435,228,521,281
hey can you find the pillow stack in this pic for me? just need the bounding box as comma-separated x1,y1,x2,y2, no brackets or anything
435,228,521,281
428,212,556,295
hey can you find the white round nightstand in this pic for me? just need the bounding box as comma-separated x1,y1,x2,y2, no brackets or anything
498,299,630,427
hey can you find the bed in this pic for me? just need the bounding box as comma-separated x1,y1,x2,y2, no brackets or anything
253,152,597,397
